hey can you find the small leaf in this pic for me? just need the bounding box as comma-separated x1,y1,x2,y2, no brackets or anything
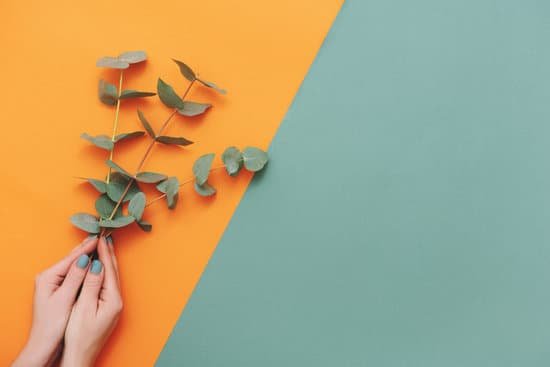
172,59,196,81
105,160,132,178
194,181,216,197
98,79,118,106
242,147,269,172
176,101,212,117
118,50,147,64
135,172,167,183
96,56,129,69
137,110,156,138
70,213,100,233
119,90,156,99
114,131,145,143
106,173,141,203
137,220,152,232
221,146,243,176
193,153,215,185
157,78,184,109
99,216,135,228
86,178,107,193
156,177,180,210
81,133,113,151
198,79,227,95
128,192,146,220
156,136,193,146
95,194,121,219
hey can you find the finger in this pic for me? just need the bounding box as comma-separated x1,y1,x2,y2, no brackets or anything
55,253,91,303
97,237,119,299
106,236,120,284
79,258,104,310
43,236,98,277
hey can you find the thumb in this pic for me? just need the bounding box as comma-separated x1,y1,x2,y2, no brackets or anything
78,259,104,310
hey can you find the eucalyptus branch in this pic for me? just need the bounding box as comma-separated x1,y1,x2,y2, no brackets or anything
71,55,268,237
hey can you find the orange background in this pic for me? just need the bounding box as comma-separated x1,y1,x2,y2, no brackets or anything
0,0,342,365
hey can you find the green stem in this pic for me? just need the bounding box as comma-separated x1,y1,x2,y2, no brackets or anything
106,70,124,184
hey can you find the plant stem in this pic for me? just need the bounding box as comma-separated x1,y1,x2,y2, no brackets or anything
106,70,124,184
101,79,196,231
145,165,226,207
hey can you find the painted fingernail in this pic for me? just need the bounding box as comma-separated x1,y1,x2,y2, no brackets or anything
90,260,103,274
77,254,90,269
106,236,114,246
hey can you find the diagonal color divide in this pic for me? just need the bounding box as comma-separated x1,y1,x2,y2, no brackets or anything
157,0,550,365
0,0,343,366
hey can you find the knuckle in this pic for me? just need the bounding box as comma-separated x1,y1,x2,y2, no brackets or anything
84,277,103,288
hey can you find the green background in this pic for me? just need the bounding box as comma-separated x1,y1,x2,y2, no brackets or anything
157,0,550,365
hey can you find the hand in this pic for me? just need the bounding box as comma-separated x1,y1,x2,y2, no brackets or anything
12,236,99,367
60,236,123,367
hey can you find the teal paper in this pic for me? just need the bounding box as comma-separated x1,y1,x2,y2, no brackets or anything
157,0,550,365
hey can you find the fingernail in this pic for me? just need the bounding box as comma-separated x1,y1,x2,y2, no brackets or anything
90,260,103,274
106,236,114,246
77,254,90,269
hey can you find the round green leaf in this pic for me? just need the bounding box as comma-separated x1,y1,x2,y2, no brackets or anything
192,153,215,185
86,178,107,193
156,177,180,210
176,101,212,117
221,146,243,176
135,172,167,183
98,79,118,106
128,192,146,220
194,181,217,197
70,213,100,233
157,78,184,109
99,216,135,228
172,59,196,81
118,50,147,64
106,173,140,203
81,133,114,151
242,147,269,172
96,56,129,69
95,194,121,219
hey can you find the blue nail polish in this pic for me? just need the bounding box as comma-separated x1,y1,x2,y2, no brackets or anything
77,254,90,269
106,236,114,246
90,260,103,274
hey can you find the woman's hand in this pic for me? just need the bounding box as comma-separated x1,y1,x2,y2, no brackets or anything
12,236,99,367
60,236,123,367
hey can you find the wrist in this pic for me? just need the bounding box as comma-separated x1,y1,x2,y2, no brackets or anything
59,350,94,367
12,341,53,367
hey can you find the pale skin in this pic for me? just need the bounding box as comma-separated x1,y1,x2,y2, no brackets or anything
12,236,123,367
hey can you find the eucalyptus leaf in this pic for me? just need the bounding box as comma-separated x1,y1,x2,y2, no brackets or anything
99,216,135,228
106,173,140,203
70,213,100,233
96,56,129,69
157,78,184,109
221,146,243,176
86,178,107,193
198,79,227,95
172,59,196,81
118,50,147,64
194,181,216,197
242,147,269,172
137,110,156,138
156,177,180,210
135,172,167,183
119,90,156,99
137,220,152,232
95,194,121,219
128,192,146,220
155,136,193,146
193,153,215,185
114,131,145,143
81,133,114,151
105,160,132,178
98,79,118,106
176,101,212,117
